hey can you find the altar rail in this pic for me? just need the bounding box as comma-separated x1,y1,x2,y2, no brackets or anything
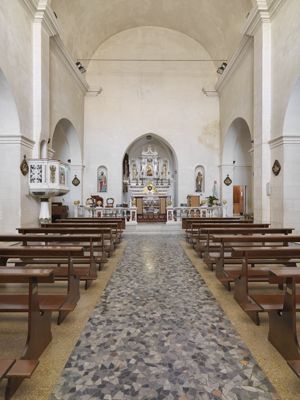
166,206,225,223
75,206,138,225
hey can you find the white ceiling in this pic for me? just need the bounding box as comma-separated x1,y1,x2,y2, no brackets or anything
51,0,255,63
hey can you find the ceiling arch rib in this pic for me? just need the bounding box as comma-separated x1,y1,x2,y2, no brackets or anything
51,0,253,63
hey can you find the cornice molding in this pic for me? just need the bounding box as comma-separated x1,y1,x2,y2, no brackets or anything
269,135,300,149
23,0,88,93
51,36,89,93
0,135,35,149
215,36,252,92
23,0,60,37
216,0,284,93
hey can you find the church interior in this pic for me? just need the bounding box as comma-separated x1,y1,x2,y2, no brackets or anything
1,0,300,399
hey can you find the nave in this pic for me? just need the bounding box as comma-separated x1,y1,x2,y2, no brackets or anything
51,233,275,400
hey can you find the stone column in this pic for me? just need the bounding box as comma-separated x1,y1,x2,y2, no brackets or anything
246,2,272,223
0,135,35,232
31,0,59,157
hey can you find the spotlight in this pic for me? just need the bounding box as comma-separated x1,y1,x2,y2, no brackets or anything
217,62,228,75
76,61,86,74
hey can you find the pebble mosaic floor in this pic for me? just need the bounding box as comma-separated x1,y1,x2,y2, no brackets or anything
50,235,278,400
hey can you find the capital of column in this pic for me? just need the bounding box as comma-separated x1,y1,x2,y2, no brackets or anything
23,0,60,37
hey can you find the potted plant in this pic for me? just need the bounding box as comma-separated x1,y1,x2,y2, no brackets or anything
207,195,218,207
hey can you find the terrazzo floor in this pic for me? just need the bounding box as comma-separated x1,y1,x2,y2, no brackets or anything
50,234,278,400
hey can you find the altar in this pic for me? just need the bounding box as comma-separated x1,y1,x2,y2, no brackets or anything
134,195,168,222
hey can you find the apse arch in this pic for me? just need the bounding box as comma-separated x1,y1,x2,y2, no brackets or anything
51,118,82,164
282,77,300,136
122,133,179,206
0,67,20,135
222,118,253,216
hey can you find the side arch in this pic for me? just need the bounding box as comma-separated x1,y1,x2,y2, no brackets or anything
221,118,253,216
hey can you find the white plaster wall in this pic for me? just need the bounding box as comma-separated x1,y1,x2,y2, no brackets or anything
84,27,220,206
271,0,300,138
0,1,40,232
269,0,300,231
0,0,33,139
218,40,254,145
49,40,85,151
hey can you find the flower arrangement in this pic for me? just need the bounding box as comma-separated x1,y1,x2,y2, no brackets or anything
207,196,218,207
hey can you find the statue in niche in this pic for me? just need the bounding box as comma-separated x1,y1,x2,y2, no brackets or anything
146,162,153,176
132,163,138,180
98,169,107,192
195,170,203,192
162,162,168,178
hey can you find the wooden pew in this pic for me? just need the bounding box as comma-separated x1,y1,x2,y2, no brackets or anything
196,227,293,260
0,246,84,324
212,235,300,290
0,268,54,399
60,217,126,229
42,222,121,250
268,268,300,377
0,234,102,289
187,222,269,245
182,217,242,229
17,227,112,260
231,247,300,325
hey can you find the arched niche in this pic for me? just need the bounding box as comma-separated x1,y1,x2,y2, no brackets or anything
221,118,253,216
122,133,178,206
195,165,205,193
0,67,22,233
283,77,300,135
0,67,20,135
97,165,108,193
51,118,83,211
51,118,82,164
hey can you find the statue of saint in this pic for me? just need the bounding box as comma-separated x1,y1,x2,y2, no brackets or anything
132,164,138,180
162,163,167,178
98,171,107,192
146,163,153,176
196,171,203,192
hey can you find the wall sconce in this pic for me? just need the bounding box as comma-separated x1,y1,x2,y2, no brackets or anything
217,62,228,75
76,61,86,74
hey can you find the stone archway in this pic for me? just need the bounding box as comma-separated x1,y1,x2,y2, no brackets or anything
51,118,83,213
0,67,24,232
221,118,253,217
272,77,300,231
122,133,178,221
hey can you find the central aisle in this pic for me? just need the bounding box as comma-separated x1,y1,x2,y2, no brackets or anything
51,234,276,400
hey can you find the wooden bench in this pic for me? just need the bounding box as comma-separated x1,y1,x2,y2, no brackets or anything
212,235,300,290
42,223,120,252
182,217,243,229
187,223,269,245
268,268,300,377
17,227,113,260
0,268,54,399
0,246,84,324
231,247,300,325
196,227,294,260
0,234,103,289
60,217,126,229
